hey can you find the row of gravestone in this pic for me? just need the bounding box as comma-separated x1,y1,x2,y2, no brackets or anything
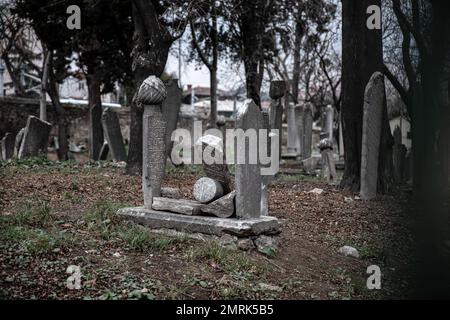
0,115,52,161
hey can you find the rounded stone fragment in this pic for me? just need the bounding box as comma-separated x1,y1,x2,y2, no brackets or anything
193,177,224,203
136,75,167,106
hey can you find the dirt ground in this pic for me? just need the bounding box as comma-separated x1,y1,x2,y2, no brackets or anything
0,158,415,300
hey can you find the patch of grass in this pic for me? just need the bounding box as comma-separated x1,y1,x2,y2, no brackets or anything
189,241,262,275
7,199,52,227
118,224,188,252
0,225,72,255
84,201,126,240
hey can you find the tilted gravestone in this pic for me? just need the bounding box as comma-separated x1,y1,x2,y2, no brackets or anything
14,128,25,157
1,132,15,160
18,116,52,159
360,72,386,200
162,78,182,160
101,107,126,162
137,76,168,208
235,99,264,219
302,104,313,159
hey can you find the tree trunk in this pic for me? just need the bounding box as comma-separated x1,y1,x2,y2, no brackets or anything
340,0,393,192
40,49,51,122
126,0,172,174
47,67,69,161
292,17,303,105
209,6,218,128
87,72,103,160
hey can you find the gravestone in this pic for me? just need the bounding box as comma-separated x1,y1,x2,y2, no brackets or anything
1,132,15,160
325,105,334,141
137,76,168,208
318,138,337,184
101,107,126,162
235,99,264,219
269,81,285,158
287,103,300,154
196,134,232,193
18,116,52,159
14,128,25,157
193,177,224,203
302,104,313,159
98,141,109,160
295,104,304,159
360,72,386,200
162,78,182,160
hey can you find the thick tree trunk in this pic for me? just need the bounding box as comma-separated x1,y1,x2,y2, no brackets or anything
87,72,103,160
126,0,171,174
292,18,303,105
209,67,218,127
340,0,393,192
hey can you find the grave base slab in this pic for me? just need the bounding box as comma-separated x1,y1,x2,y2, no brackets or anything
117,207,280,237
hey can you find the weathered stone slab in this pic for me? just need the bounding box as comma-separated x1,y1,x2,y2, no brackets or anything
117,207,280,236
101,107,126,162
302,104,313,159
260,109,272,216
18,116,51,158
201,190,235,218
193,177,224,203
152,197,202,215
360,72,386,200
1,132,15,160
162,79,182,160
318,138,337,184
235,99,263,219
161,187,183,199
138,76,168,208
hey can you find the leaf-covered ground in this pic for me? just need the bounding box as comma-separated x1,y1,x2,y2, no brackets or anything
0,159,415,300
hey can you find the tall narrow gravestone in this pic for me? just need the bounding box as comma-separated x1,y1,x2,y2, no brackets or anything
360,72,386,200
295,104,304,159
101,107,126,162
325,105,334,141
392,126,407,183
1,132,15,160
18,116,52,159
302,104,313,159
137,76,168,208
287,103,300,154
235,99,264,219
162,78,182,160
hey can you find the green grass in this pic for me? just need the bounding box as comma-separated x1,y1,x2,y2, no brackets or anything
4,199,52,227
188,241,263,275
